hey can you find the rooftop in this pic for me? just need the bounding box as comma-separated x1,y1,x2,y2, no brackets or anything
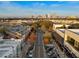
59,29,79,35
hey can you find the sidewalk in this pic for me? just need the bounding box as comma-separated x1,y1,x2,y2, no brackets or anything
53,40,67,58
64,42,79,57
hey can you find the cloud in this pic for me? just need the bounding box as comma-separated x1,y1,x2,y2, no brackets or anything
50,4,62,7
0,1,51,17
32,2,46,6
0,1,79,17
0,2,33,17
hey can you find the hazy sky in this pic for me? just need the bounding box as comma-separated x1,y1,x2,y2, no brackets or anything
0,1,79,17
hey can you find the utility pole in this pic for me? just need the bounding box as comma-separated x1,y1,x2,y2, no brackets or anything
63,24,68,57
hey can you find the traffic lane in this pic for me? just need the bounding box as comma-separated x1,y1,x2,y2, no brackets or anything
33,28,45,58
36,31,43,46
34,46,44,58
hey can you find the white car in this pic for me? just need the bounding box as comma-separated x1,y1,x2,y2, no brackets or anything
28,53,33,58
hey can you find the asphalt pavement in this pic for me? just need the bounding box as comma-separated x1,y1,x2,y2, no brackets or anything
33,28,46,58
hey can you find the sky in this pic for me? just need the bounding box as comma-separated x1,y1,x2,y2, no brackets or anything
0,1,79,17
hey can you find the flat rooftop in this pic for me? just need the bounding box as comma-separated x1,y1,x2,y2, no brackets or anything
0,50,8,57
59,29,79,35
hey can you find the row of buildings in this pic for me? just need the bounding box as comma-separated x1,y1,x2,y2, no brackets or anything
52,24,79,57
0,23,32,58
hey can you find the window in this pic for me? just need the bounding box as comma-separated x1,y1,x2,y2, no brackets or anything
67,37,75,46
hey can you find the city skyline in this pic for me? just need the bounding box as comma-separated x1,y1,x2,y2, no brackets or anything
0,1,79,17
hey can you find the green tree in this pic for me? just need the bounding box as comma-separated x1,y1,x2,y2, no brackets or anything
68,23,79,29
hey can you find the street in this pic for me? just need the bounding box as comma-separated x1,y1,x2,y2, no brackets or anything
33,28,46,58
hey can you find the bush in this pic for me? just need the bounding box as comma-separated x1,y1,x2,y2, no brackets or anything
68,24,79,29
0,27,8,35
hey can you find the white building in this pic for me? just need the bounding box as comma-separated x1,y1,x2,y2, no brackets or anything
0,47,14,58
54,29,79,57
0,38,23,58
